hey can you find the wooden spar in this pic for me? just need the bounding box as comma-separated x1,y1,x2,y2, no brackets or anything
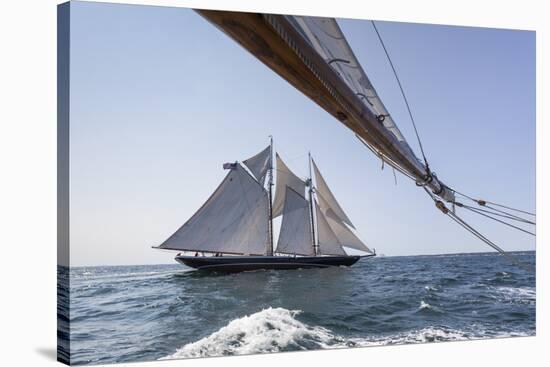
152,246,260,256
195,10,454,202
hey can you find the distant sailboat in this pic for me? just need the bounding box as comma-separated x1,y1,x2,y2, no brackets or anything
154,139,375,272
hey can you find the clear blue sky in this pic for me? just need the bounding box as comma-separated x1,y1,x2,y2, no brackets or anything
69,1,535,266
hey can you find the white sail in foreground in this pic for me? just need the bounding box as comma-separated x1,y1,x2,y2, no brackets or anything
315,202,347,256
158,164,269,255
312,159,355,229
276,186,314,256
243,145,271,186
272,153,306,217
286,16,422,170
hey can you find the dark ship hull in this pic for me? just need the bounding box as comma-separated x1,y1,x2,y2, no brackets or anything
175,254,374,272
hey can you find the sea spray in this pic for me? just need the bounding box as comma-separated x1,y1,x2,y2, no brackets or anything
161,308,531,360
162,308,341,358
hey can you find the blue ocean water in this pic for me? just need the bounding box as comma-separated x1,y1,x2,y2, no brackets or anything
58,251,535,365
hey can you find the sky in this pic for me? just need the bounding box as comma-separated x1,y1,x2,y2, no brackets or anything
68,1,535,266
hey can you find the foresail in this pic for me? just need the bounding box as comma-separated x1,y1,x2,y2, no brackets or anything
243,145,271,186
318,194,371,253
272,153,306,218
315,201,347,256
312,159,355,229
158,164,269,255
276,186,314,256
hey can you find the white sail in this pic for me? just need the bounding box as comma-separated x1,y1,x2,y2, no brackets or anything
286,16,422,167
312,159,355,229
276,186,314,256
317,194,371,253
272,153,306,218
158,164,269,255
243,145,271,186
315,201,347,256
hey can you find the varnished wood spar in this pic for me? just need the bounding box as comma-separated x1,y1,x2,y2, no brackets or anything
196,10,452,200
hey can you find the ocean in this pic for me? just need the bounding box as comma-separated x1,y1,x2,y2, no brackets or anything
58,251,535,365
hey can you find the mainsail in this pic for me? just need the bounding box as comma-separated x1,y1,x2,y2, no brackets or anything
157,164,269,255
276,186,314,256
272,153,306,217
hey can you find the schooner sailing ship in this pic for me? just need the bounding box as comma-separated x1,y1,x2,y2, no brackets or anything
155,139,375,271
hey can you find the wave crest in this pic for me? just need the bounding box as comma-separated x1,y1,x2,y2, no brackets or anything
493,287,536,305
162,307,341,359
162,307,532,360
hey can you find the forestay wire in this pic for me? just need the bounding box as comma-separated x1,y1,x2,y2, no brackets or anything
371,20,431,175
461,205,535,236
460,204,534,225
453,189,535,217
457,203,535,236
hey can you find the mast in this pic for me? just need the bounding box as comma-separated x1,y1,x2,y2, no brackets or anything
267,136,274,256
308,152,318,256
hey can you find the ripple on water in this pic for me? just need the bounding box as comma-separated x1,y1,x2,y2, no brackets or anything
65,252,535,364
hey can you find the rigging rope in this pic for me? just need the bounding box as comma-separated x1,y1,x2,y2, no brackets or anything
459,204,535,225
483,200,536,217
422,188,535,273
355,134,418,182
358,138,535,271
480,204,535,224
371,20,431,175
461,206,535,236
453,188,535,218
446,211,535,273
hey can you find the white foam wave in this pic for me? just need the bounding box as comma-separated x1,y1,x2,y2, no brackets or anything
494,287,536,304
417,300,444,313
497,286,535,298
419,300,431,310
353,327,469,346
161,307,339,359
162,307,532,360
